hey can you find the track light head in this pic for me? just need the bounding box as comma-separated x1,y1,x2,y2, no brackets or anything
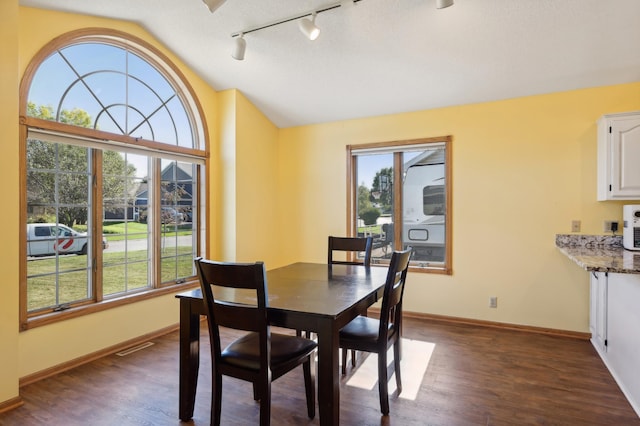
232,34,246,61
299,12,320,41
436,0,454,9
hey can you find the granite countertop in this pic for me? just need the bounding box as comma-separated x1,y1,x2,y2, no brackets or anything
556,234,640,274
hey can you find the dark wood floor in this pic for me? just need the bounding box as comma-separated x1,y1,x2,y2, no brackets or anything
1,317,638,425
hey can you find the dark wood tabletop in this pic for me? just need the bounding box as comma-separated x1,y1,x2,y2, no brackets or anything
176,262,389,425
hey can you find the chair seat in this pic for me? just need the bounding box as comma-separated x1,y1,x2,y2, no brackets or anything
339,316,394,344
222,332,317,371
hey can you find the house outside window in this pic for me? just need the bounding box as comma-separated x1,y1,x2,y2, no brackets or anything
19,29,208,328
347,137,452,273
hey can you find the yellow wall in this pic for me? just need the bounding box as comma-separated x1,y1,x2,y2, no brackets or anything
235,92,281,266
0,0,20,405
278,83,640,332
217,90,237,260
216,90,280,265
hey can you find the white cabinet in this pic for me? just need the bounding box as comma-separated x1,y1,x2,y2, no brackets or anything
597,111,640,200
589,271,607,352
605,273,640,416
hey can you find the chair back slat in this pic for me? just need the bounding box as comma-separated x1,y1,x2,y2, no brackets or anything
213,301,264,332
378,248,412,338
328,236,373,266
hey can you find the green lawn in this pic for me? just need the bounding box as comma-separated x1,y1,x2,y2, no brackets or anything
71,222,191,241
27,247,194,311
358,224,382,235
101,222,192,241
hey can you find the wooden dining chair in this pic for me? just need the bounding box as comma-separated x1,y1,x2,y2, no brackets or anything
296,236,374,362
338,248,412,415
326,235,374,365
195,258,317,426
328,235,373,266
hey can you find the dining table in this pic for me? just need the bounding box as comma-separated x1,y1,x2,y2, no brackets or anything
175,261,389,426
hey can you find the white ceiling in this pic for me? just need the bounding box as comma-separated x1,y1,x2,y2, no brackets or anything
19,0,640,128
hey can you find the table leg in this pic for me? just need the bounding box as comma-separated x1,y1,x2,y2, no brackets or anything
316,320,339,426
179,298,201,421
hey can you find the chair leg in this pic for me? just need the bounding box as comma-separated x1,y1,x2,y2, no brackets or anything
212,372,223,426
351,350,357,367
393,340,402,395
341,348,347,375
378,349,390,415
303,355,316,419
258,381,271,426
253,382,260,401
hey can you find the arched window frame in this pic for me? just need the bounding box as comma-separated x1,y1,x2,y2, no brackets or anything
19,28,209,329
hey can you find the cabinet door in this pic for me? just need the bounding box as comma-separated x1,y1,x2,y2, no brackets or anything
607,273,640,414
589,271,597,336
590,271,607,352
610,116,640,199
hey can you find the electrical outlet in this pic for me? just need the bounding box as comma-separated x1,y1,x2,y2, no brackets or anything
604,220,619,234
489,296,498,308
571,220,581,233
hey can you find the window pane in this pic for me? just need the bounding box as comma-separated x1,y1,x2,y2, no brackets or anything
127,52,174,100
60,43,127,77
159,159,195,283
27,53,78,118
26,139,94,311
81,71,127,118
27,274,56,312
102,151,151,297
402,148,446,265
356,154,394,263
58,269,90,305
146,106,177,145
26,234,93,310
167,97,194,148
27,42,196,148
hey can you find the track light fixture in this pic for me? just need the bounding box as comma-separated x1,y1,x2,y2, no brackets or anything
228,0,453,61
299,12,320,41
202,0,227,13
232,34,246,60
436,0,454,9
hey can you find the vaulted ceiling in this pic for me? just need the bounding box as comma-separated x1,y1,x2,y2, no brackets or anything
20,0,640,128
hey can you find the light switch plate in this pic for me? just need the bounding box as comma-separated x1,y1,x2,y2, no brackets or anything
571,220,581,233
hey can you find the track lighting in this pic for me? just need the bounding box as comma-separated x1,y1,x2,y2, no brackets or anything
299,12,320,41
436,0,454,9
232,34,246,60
202,0,226,13
227,0,453,61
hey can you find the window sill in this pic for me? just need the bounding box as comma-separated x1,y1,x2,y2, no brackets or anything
21,278,200,331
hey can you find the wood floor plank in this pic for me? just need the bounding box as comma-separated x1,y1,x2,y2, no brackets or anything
1,317,638,425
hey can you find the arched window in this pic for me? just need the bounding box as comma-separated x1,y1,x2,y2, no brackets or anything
20,29,208,328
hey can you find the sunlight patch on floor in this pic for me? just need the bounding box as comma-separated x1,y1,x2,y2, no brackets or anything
344,338,435,401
